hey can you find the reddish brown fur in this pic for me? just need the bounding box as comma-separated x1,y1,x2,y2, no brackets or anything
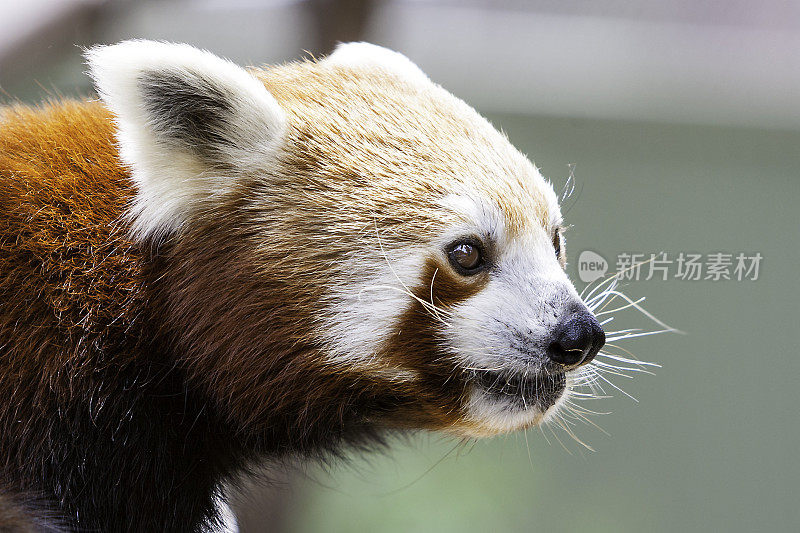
0,98,474,529
0,51,557,529
0,101,141,404
0,96,463,442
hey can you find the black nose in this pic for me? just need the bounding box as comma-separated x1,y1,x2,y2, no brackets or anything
547,310,605,367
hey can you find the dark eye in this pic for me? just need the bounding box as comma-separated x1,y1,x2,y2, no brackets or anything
447,241,484,274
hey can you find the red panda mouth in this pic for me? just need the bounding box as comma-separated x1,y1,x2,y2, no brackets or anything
472,369,566,411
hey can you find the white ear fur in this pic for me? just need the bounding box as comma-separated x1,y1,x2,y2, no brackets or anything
324,42,429,84
86,40,286,241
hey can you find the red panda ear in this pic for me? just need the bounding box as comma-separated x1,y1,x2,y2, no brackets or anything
86,40,286,242
324,42,430,84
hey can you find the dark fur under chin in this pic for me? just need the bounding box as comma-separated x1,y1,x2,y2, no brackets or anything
0,101,403,532
1,338,396,532
2,254,402,530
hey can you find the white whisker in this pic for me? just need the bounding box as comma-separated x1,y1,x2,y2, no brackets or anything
595,297,647,317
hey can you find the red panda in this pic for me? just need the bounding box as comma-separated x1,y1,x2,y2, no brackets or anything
0,41,605,531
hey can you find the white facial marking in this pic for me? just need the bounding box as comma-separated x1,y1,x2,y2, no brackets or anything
462,388,545,436
459,372,574,437
438,193,507,246
86,40,286,241
320,244,426,375
439,193,584,431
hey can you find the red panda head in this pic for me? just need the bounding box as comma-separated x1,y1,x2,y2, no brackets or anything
86,41,604,442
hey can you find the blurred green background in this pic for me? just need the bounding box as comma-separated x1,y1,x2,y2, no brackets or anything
2,1,798,532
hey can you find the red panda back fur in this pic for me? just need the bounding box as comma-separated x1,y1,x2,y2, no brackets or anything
0,102,218,530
